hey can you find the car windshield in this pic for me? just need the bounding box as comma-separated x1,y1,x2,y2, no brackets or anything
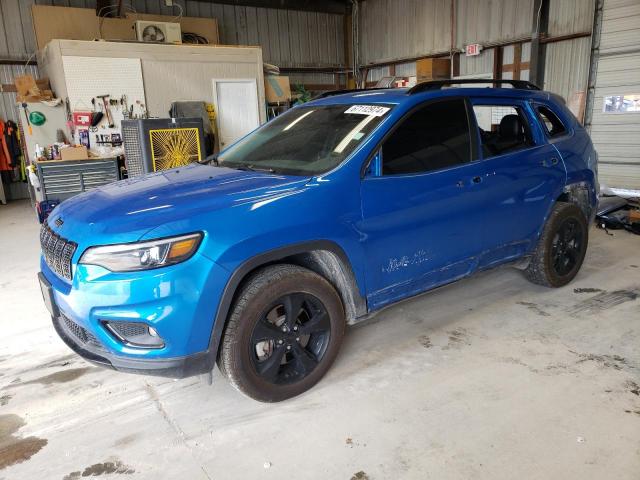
218,104,393,175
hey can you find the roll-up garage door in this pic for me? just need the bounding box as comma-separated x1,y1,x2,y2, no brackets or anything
589,0,640,191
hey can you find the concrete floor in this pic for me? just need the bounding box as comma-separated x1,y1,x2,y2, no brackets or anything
1,199,639,480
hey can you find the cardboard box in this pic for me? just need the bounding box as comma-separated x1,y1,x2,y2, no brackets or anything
60,146,88,161
265,76,291,104
15,75,53,103
416,58,450,82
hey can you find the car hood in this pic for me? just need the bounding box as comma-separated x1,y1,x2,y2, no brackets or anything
50,163,310,244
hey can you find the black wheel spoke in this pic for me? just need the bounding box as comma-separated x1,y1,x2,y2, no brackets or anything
251,318,283,343
256,345,286,382
299,310,330,335
565,247,578,268
283,294,305,329
291,343,318,375
563,223,575,242
553,253,563,273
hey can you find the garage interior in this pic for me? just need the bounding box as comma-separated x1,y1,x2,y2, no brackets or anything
0,0,639,479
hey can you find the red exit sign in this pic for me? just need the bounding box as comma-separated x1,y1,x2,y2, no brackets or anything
465,43,482,56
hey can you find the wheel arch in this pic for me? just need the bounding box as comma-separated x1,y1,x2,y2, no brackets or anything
555,181,596,223
207,240,367,363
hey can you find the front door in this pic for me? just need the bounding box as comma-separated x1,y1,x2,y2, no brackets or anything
359,98,487,310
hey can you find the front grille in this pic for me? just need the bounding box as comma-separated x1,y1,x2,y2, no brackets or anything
62,314,106,353
103,321,164,348
108,322,149,338
40,222,77,280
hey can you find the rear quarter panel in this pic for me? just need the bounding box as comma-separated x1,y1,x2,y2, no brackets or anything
541,98,598,216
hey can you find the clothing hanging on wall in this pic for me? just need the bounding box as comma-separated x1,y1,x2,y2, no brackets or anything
0,120,12,171
4,121,21,168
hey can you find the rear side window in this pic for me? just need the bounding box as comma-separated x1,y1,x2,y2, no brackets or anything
472,105,533,158
382,98,472,175
536,106,566,137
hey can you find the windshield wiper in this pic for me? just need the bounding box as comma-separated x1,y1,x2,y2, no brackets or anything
199,153,219,166
233,164,277,173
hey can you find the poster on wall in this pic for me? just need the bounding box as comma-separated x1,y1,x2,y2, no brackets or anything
603,94,640,113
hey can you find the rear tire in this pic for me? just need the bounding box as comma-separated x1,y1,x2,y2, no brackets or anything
218,264,345,402
524,202,588,287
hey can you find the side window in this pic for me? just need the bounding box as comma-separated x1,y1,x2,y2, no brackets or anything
472,105,533,158
536,105,566,137
382,98,472,175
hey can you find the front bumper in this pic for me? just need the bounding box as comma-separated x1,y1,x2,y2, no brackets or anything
51,310,212,377
40,246,231,378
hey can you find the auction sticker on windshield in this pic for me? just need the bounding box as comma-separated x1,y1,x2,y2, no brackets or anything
345,105,390,117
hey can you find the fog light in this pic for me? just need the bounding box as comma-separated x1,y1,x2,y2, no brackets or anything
103,321,164,349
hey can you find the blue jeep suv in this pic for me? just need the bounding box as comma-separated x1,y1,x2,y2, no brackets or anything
39,80,598,402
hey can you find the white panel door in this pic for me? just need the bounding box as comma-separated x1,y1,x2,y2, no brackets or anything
212,79,261,149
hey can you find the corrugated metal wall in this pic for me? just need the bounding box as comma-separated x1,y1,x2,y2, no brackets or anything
589,0,640,190
543,0,594,102
459,49,494,76
366,63,418,82
359,0,593,103
359,0,535,66
359,0,452,65
544,37,591,101
548,0,594,36
455,0,533,48
0,0,38,60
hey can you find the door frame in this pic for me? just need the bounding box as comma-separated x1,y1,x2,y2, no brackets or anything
360,96,481,178
211,78,260,150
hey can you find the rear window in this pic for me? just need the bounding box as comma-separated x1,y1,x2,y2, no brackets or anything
536,106,566,137
472,105,533,158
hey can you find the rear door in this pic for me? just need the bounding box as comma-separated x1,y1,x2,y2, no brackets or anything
359,97,488,310
470,98,567,268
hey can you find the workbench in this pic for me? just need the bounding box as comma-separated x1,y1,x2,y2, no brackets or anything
34,157,119,203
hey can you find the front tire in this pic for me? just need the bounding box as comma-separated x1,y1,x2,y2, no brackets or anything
524,202,589,287
218,264,345,402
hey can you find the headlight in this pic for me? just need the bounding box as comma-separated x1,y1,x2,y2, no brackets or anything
79,233,202,272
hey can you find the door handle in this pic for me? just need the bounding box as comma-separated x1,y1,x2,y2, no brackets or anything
472,176,482,184
456,180,464,188
541,157,559,167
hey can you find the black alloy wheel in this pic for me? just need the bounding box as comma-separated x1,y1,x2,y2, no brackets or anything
524,202,589,287
250,293,331,385
218,264,345,402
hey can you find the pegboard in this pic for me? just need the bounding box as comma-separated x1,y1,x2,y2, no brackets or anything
61,56,147,150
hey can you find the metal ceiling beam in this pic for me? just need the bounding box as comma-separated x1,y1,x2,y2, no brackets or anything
189,0,349,14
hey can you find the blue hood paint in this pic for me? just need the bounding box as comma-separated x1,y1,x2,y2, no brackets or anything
52,163,310,245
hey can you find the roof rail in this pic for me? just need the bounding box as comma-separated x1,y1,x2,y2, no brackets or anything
315,88,387,99
408,79,541,94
